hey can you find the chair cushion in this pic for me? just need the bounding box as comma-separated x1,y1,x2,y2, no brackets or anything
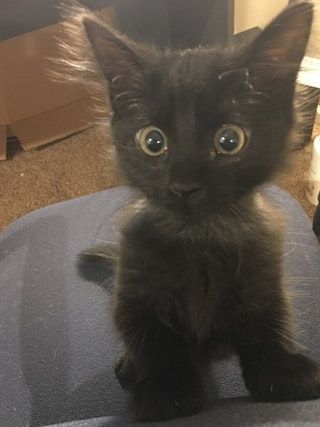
0,186,319,426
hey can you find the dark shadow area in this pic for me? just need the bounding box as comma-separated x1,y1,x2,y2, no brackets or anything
6,137,23,160
76,250,115,291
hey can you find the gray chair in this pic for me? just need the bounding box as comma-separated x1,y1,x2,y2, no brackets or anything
0,0,232,46
0,186,320,426
0,1,114,41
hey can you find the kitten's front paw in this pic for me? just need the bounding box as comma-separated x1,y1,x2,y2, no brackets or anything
133,369,203,422
115,354,136,390
244,353,320,402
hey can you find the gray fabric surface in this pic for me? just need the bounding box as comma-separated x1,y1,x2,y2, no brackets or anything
0,186,319,426
50,399,320,427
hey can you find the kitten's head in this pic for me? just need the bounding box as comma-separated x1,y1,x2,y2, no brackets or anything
83,2,312,215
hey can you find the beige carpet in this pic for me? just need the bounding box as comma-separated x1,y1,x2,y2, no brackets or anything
0,126,123,231
0,119,319,231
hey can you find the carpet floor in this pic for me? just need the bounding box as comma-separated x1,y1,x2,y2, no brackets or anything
0,119,319,231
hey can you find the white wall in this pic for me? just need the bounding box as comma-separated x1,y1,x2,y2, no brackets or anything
234,0,289,34
307,0,320,58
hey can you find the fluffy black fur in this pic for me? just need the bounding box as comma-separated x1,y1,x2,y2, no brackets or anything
77,2,320,422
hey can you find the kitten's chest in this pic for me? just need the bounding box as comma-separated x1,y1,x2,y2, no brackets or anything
171,246,238,340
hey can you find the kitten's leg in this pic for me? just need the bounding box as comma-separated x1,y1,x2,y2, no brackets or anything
232,272,320,402
114,300,203,421
115,351,136,390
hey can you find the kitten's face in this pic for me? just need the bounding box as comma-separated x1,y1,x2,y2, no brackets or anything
110,48,291,213
83,2,312,215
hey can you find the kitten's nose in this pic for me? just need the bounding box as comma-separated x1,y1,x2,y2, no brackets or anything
169,183,202,200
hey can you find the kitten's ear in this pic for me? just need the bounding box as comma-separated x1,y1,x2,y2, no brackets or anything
246,2,313,76
83,18,145,83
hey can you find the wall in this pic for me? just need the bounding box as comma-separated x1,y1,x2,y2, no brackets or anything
234,0,288,34
307,0,320,58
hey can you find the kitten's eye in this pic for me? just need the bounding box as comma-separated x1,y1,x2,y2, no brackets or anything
213,124,247,156
136,126,168,157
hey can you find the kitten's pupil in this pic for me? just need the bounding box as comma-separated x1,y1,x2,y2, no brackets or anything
214,124,246,156
146,130,165,153
136,126,168,156
219,129,240,152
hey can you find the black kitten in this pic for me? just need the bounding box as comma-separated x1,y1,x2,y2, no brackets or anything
77,2,320,422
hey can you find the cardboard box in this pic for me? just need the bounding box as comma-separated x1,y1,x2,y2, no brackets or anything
0,7,115,160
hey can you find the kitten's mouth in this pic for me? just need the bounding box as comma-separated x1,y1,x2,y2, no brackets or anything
166,191,205,213
164,188,236,214
167,185,205,208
